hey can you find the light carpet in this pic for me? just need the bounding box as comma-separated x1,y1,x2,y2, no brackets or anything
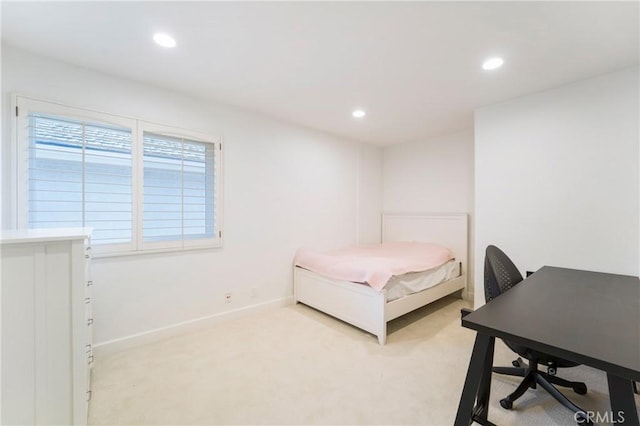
89,296,638,425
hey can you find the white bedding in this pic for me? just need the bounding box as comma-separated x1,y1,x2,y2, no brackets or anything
385,260,460,301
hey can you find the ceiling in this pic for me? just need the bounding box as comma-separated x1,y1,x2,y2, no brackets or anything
2,1,638,146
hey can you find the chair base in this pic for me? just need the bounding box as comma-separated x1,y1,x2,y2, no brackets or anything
493,358,592,425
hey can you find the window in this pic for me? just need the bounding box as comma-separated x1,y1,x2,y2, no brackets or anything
14,96,223,255
27,113,134,247
140,123,221,250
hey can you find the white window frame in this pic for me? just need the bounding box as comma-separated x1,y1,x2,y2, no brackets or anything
137,121,223,252
12,94,224,256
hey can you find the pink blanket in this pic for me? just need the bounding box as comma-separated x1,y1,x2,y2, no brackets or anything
293,242,454,291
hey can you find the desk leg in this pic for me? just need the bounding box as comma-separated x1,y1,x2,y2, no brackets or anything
474,335,495,423
606,373,639,426
454,333,495,426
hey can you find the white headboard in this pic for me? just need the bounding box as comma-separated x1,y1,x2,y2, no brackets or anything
382,213,468,278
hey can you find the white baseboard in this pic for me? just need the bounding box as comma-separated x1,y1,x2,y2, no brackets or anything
93,297,293,358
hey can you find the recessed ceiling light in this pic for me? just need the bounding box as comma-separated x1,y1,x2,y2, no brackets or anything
482,57,504,70
153,33,176,48
352,109,366,118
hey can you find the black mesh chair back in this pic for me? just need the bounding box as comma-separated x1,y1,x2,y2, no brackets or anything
484,245,528,356
484,245,524,302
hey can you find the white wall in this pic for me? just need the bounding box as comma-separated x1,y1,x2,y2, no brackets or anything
1,46,383,346
475,67,639,307
358,144,383,244
382,129,475,297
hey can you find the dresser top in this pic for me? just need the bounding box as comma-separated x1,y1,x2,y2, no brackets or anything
1,228,92,244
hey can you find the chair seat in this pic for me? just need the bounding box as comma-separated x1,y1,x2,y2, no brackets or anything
505,340,580,368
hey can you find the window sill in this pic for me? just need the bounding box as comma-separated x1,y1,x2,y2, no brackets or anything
92,243,223,259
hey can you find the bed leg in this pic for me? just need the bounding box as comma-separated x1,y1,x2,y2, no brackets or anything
377,294,387,345
377,321,387,345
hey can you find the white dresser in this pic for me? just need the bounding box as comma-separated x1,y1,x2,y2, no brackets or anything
1,228,93,425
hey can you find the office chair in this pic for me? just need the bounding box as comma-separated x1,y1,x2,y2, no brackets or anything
484,245,591,425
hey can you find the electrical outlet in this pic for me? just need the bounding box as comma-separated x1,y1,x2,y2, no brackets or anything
250,287,257,298
224,293,232,303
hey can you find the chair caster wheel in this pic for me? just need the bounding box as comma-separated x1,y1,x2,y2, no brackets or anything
512,360,520,367
573,383,587,395
499,398,513,409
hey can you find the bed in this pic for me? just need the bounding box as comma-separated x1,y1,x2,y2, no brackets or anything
293,213,468,345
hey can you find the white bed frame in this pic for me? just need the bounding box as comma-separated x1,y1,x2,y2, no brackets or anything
293,213,468,345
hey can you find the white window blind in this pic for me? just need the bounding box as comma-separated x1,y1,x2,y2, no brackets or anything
15,96,223,255
142,131,219,247
27,113,133,246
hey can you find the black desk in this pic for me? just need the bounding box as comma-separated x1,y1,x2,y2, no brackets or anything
455,266,640,426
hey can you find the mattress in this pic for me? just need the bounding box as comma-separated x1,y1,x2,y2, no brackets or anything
385,259,461,301
293,242,454,291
